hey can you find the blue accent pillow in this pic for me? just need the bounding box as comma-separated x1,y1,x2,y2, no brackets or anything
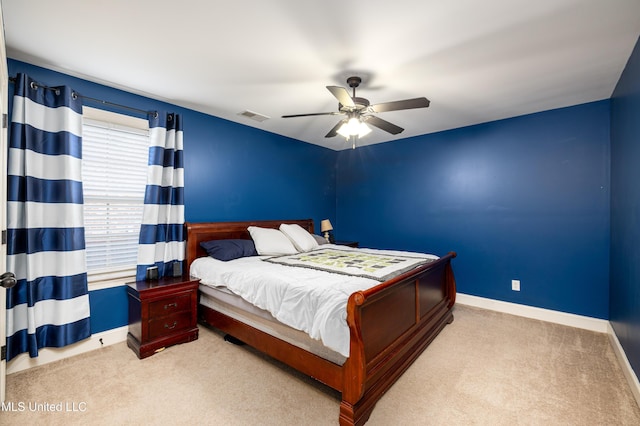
200,239,258,261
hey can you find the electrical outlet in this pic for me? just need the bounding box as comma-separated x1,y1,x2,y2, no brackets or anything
512,279,521,291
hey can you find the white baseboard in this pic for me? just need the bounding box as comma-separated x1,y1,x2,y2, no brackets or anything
456,293,640,409
6,326,128,375
607,323,640,409
456,293,609,333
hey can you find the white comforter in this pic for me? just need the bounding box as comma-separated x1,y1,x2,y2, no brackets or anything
190,244,438,357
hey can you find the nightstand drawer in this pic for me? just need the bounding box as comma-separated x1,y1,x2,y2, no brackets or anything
148,293,192,317
127,275,200,359
148,311,193,340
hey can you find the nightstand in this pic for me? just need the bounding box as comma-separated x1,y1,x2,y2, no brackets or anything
334,240,359,248
127,275,200,359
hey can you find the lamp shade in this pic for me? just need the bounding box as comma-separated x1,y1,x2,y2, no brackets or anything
320,219,333,232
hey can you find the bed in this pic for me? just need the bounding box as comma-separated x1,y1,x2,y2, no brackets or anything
185,219,457,425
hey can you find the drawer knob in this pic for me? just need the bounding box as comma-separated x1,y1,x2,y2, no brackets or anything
164,302,178,310
165,321,178,330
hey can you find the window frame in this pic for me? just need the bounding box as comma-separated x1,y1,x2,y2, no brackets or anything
82,106,150,286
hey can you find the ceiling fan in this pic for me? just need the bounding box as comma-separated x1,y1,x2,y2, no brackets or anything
282,76,430,144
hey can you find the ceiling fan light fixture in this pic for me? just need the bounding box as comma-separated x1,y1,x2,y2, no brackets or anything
337,117,371,138
282,75,428,143
358,121,372,138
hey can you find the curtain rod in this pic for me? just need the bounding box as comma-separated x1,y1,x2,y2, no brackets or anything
9,76,158,118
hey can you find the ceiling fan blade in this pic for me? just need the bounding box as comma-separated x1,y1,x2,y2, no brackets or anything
325,120,345,138
364,115,404,135
371,97,430,113
282,112,340,118
326,86,356,108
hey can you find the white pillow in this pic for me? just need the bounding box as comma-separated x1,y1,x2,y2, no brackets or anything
279,223,319,252
247,226,298,255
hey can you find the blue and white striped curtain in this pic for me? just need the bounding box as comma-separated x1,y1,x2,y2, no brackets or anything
136,112,185,280
6,73,91,361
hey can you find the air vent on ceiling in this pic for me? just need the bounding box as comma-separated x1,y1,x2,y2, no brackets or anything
238,110,270,122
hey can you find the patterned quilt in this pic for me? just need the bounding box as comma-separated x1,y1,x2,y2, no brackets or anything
263,247,434,282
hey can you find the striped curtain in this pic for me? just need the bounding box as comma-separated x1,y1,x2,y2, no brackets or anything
6,73,91,361
136,112,185,280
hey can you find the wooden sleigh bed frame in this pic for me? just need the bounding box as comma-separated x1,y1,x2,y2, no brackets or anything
185,219,457,425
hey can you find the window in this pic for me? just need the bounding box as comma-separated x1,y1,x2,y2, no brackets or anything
82,107,150,282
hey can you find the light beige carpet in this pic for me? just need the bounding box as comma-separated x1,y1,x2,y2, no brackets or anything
4,305,640,425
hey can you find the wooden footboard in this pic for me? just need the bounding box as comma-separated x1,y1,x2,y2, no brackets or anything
340,252,456,425
186,220,456,426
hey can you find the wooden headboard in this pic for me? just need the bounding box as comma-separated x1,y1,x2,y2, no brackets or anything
185,219,314,269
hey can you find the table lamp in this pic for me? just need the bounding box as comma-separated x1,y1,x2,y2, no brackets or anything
320,219,333,243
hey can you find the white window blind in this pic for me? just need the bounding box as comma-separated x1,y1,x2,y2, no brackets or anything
82,107,150,281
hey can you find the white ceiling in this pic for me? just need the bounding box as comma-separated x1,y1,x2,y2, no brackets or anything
3,0,640,150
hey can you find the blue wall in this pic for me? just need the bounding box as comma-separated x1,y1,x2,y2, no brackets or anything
610,36,640,376
336,101,611,319
7,59,337,334
89,287,128,334
185,109,336,224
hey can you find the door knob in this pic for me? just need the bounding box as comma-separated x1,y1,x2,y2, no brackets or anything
0,271,16,289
